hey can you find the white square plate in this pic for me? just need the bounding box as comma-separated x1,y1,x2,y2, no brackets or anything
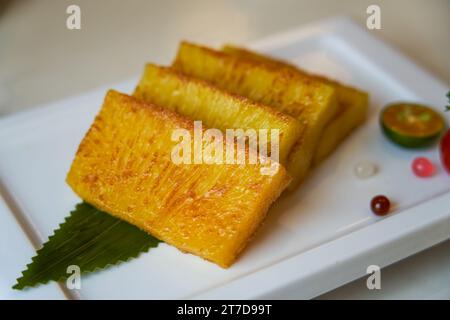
1,17,449,299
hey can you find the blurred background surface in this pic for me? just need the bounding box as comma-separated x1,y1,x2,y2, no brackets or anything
0,0,449,299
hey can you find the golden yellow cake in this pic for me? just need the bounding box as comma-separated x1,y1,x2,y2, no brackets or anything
134,64,302,164
172,42,339,189
222,45,369,164
67,90,291,268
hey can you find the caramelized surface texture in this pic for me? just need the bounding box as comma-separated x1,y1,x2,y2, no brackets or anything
67,90,290,268
134,64,301,164
222,45,369,164
313,85,368,164
173,42,339,188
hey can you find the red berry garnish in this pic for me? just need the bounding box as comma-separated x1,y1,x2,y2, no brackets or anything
371,195,391,216
441,129,450,174
412,157,435,177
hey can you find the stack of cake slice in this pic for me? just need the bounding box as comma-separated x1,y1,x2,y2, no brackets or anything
66,42,369,267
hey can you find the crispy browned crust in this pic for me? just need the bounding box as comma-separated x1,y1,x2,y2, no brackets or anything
137,64,296,123
173,42,339,189
67,90,290,268
134,64,302,164
222,44,366,93
222,44,369,167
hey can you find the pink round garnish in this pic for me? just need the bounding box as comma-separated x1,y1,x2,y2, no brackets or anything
411,157,435,177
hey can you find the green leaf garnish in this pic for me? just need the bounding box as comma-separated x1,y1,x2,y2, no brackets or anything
14,202,160,290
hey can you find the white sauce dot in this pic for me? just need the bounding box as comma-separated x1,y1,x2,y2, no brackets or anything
354,161,377,179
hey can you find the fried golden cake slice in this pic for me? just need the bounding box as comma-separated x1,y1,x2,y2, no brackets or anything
133,64,302,164
67,90,290,268
312,82,368,164
172,42,339,189
222,45,369,164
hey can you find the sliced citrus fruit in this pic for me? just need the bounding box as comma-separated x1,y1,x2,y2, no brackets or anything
380,103,445,148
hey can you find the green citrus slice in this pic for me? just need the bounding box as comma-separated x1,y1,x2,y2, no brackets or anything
380,103,445,148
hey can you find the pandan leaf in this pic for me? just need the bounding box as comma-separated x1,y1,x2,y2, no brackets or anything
14,202,160,290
